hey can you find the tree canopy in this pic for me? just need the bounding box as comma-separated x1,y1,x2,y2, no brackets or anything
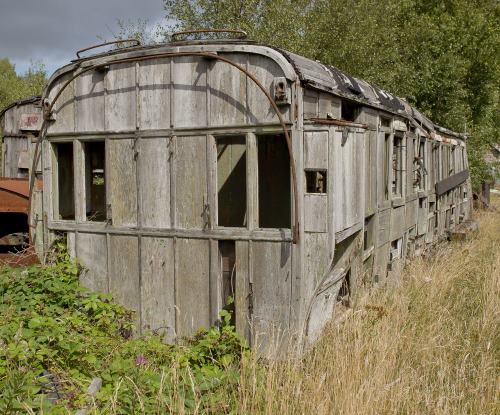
162,0,499,187
0,59,46,111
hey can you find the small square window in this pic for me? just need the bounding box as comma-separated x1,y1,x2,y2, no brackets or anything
305,170,327,193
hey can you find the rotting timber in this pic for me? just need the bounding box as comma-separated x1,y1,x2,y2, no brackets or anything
32,31,473,353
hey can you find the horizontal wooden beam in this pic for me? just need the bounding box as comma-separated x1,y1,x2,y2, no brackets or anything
435,170,469,196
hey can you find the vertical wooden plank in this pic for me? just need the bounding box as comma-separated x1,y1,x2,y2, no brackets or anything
173,57,207,128
77,233,108,293
176,238,210,337
235,240,250,340
105,63,136,131
210,53,247,126
304,194,328,232
353,131,364,224
75,70,105,131
73,140,86,222
251,241,291,350
206,135,217,229
138,59,170,130
109,235,140,320
174,136,207,229
304,131,328,169
332,129,344,232
139,138,171,228
343,130,354,227
48,75,75,134
66,232,76,257
390,206,406,240
107,139,137,227
246,133,258,229
209,239,220,325
303,232,329,298
141,237,175,342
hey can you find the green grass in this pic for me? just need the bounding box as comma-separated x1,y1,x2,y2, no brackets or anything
1,201,498,414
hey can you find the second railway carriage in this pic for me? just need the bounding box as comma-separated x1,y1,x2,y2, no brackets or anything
35,31,472,351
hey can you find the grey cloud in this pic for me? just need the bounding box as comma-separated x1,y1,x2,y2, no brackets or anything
0,0,166,74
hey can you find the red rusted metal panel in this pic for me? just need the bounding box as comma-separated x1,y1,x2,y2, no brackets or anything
0,178,30,213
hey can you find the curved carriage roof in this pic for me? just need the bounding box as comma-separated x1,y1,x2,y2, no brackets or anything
277,49,466,139
0,96,41,120
50,38,465,140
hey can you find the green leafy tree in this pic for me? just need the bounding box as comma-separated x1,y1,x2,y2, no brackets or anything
0,59,46,111
161,0,499,189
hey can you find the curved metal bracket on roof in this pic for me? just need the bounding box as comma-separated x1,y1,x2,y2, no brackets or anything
171,29,248,41
76,39,142,58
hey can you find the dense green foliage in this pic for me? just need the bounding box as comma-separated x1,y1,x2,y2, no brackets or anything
0,59,46,111
162,0,499,188
0,243,247,413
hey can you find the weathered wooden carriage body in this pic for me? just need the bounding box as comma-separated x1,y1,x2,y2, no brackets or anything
1,96,41,178
37,37,472,348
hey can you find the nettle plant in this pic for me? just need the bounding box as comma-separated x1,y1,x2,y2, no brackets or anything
0,242,247,413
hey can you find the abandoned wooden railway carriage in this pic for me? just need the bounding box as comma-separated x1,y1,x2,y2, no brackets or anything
36,33,472,348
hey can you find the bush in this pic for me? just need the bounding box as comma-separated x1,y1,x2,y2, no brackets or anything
0,247,247,413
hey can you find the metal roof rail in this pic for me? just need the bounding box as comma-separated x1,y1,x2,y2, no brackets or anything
76,39,142,59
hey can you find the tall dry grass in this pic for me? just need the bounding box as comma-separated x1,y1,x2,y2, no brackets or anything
235,201,499,414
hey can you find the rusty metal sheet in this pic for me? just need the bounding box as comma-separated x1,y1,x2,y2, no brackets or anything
0,246,39,267
0,178,29,213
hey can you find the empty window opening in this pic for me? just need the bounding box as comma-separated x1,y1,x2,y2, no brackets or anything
84,141,106,221
341,100,360,122
390,238,402,262
364,215,375,252
305,170,327,193
0,212,29,253
417,141,426,189
383,133,391,200
419,197,426,209
337,269,351,307
380,117,391,128
257,134,291,228
216,136,247,227
54,142,75,220
219,240,236,326
392,135,403,197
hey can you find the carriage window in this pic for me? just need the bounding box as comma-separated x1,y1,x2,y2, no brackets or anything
53,142,75,220
392,135,403,197
341,100,360,122
84,141,106,221
216,136,247,227
364,215,375,252
383,133,391,200
305,170,327,193
418,141,425,189
257,134,291,228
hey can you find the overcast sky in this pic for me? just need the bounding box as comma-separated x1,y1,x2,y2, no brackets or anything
0,0,167,76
